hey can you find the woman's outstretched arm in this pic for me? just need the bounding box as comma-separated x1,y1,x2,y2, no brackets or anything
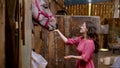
64,55,83,60
54,29,68,43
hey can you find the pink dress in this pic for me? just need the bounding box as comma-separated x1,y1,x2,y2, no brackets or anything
65,36,95,68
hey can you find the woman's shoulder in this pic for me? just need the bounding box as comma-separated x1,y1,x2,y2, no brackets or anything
85,39,94,44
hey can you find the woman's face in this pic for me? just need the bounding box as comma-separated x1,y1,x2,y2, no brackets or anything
80,22,87,33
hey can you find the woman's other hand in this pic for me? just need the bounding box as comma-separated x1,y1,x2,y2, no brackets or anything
64,55,75,59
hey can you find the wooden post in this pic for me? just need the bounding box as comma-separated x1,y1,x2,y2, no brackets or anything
20,0,32,68
64,16,71,68
0,0,5,68
5,0,18,68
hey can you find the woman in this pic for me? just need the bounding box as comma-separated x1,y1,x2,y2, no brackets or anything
54,21,99,68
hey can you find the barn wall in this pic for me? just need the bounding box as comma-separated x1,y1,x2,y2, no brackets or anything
55,0,116,19
52,0,120,48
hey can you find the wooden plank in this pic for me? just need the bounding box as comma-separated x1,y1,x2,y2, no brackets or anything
56,16,65,68
97,4,100,16
21,0,32,67
5,0,18,68
0,0,5,68
34,26,42,54
91,4,95,15
48,32,55,68
19,0,22,68
64,16,71,68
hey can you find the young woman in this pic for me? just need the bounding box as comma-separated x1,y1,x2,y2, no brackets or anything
54,21,99,68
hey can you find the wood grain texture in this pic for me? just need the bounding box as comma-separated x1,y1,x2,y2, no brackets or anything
0,0,5,68
21,0,32,68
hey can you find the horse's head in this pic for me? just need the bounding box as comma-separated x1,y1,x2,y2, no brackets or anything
32,0,57,31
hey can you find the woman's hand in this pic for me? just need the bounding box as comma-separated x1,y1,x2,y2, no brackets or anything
64,55,75,59
64,55,83,60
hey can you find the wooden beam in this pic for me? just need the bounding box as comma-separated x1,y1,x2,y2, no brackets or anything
21,0,32,68
5,0,18,68
0,0,5,68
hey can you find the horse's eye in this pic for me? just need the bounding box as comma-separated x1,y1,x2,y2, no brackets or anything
43,4,49,9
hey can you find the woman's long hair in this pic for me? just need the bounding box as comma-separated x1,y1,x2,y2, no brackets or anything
85,21,99,53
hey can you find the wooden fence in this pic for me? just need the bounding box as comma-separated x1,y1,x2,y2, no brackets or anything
55,0,118,21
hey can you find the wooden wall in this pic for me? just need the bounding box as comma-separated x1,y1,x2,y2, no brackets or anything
5,0,32,68
53,0,120,48
0,0,5,68
55,0,115,19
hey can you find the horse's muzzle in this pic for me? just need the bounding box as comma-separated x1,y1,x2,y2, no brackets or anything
48,23,58,31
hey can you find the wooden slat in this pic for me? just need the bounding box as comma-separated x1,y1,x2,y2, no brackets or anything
76,4,79,15
56,16,65,68
91,4,95,15
19,0,22,68
21,0,32,67
34,26,43,54
0,0,5,68
5,0,18,68
71,5,74,15
48,32,55,68
64,16,71,68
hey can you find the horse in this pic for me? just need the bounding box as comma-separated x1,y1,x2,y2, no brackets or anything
32,0,57,67
32,0,57,31
32,0,57,53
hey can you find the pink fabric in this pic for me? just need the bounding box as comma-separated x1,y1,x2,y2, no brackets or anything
65,36,95,68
